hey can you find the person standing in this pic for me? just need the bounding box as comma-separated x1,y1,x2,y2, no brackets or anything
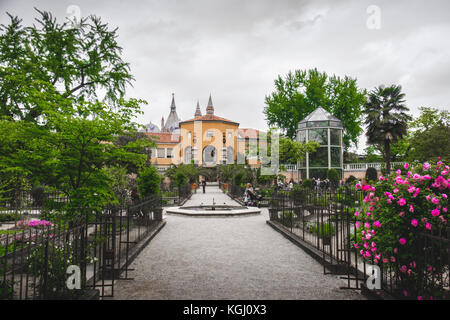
202,179,206,193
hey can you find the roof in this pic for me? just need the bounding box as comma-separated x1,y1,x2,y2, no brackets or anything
298,107,343,127
238,128,261,139
180,114,239,125
142,122,160,133
163,94,181,132
145,132,180,144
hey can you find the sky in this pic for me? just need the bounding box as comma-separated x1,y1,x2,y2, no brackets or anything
1,0,449,153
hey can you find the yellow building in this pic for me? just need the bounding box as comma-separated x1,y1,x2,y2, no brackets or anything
144,94,263,172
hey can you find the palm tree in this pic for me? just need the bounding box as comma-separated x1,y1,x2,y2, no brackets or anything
364,85,412,175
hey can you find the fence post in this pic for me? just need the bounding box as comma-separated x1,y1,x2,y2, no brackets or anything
41,238,49,299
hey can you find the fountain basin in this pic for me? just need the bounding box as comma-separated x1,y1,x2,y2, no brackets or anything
166,205,261,217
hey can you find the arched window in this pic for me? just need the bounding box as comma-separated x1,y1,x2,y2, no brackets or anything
203,145,217,165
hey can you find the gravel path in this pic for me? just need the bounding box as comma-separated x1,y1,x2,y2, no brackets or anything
111,187,364,300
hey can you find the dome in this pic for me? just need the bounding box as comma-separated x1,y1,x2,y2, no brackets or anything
142,122,160,133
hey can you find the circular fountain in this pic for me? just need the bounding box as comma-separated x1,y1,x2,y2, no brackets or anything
166,198,261,217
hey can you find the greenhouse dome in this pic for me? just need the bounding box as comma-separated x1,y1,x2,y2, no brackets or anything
296,107,344,180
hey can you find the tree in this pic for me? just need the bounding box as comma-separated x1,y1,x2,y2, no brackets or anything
365,167,378,183
264,69,366,149
0,9,134,121
279,136,319,164
364,85,412,175
166,164,199,184
137,166,161,198
407,107,450,162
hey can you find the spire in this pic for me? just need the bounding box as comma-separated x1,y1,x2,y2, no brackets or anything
195,100,202,117
170,93,176,112
206,94,214,115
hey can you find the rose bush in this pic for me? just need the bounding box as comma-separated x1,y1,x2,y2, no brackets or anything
353,159,449,300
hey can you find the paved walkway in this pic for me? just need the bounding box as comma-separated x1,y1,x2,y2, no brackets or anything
111,186,364,300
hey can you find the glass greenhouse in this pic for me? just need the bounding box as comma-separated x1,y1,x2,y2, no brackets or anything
296,107,344,180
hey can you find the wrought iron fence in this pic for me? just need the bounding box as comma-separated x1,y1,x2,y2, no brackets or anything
268,187,450,300
0,195,162,300
160,183,192,206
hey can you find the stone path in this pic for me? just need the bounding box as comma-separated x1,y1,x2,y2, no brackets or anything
111,186,364,300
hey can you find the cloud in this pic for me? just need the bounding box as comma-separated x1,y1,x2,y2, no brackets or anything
1,0,449,154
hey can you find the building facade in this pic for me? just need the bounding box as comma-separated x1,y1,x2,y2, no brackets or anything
143,94,262,172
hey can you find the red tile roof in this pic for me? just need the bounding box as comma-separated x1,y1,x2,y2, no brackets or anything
145,132,180,143
180,114,239,125
239,128,262,139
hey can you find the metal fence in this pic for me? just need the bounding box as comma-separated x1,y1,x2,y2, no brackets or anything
268,188,450,300
161,183,192,206
0,195,162,300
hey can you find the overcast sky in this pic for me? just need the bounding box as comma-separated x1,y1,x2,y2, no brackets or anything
1,0,449,153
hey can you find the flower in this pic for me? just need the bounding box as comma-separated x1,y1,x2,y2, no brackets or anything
432,197,439,205
404,163,409,169
373,221,381,228
431,208,440,217
426,222,432,230
399,238,407,245
398,198,407,206
411,219,418,227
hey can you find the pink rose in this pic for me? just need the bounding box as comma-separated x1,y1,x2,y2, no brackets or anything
398,198,407,206
431,208,440,217
411,219,418,227
399,238,407,245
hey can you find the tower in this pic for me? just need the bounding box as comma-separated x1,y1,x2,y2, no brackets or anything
163,93,181,132
206,94,214,115
195,100,202,117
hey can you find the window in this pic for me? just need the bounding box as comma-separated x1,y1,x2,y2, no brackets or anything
308,129,328,145
330,129,341,146
166,148,173,158
206,131,214,138
309,147,328,167
157,148,165,158
298,130,307,143
227,146,234,164
184,147,192,163
331,147,341,167
228,132,232,139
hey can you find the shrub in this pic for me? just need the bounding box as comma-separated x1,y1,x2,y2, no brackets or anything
365,167,378,183
327,169,340,188
137,166,161,198
290,184,307,204
302,179,313,189
346,175,357,185
354,159,449,299
233,172,244,186
174,171,187,187
307,222,336,237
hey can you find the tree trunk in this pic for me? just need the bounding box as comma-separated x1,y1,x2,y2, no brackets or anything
385,140,391,175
